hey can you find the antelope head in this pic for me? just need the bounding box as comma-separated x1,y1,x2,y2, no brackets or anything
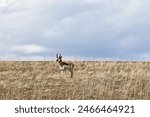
56,53,62,62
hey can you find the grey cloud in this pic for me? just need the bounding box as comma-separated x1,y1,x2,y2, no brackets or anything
0,0,150,60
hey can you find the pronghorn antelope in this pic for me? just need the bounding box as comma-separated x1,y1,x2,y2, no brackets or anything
56,54,74,78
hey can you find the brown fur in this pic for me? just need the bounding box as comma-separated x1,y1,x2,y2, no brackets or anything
56,54,74,78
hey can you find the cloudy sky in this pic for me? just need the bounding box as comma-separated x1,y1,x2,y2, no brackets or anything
0,0,150,60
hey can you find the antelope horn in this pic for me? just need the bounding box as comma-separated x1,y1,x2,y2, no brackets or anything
56,53,58,58
59,54,62,58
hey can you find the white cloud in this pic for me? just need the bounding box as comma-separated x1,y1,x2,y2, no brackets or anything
125,0,144,15
0,0,18,9
12,44,48,54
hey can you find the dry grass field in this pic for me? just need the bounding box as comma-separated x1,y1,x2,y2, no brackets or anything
0,61,150,100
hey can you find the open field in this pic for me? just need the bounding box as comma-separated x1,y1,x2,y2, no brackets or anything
0,61,150,100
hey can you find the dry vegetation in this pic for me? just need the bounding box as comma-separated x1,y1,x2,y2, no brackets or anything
0,61,150,100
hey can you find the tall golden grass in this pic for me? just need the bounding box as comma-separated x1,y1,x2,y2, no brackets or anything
0,61,150,100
